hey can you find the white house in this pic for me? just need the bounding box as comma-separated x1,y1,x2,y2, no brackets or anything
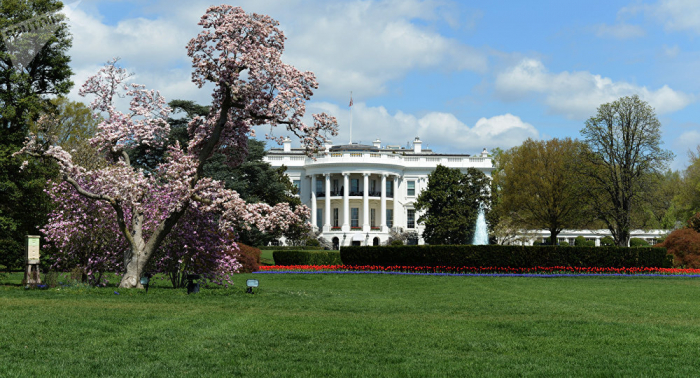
264,137,493,248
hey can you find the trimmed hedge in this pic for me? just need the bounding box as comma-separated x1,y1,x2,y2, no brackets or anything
272,250,342,265
258,246,325,251
340,245,672,268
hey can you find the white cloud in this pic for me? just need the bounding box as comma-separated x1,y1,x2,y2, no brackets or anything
297,102,539,153
671,129,700,170
594,23,645,39
495,58,693,119
652,0,700,35
63,0,488,107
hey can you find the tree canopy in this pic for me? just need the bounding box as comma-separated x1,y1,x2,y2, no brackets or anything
580,95,674,246
496,138,590,244
414,165,490,245
0,0,73,269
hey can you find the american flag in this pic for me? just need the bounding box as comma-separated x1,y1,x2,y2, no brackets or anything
349,96,353,107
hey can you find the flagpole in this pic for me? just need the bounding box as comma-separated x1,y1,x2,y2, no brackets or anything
349,91,353,144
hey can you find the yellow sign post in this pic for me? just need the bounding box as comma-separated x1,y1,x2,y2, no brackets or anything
23,235,41,286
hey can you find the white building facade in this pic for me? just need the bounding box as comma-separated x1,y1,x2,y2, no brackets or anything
264,137,493,248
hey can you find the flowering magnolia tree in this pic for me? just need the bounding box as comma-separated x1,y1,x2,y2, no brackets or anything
17,5,338,288
43,179,242,287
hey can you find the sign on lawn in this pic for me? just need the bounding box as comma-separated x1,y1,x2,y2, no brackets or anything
26,235,40,263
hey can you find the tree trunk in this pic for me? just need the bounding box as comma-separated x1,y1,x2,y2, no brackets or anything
119,246,148,288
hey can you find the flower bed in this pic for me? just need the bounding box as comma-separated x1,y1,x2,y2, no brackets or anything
256,265,700,277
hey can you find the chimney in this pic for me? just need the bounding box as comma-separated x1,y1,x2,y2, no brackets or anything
325,139,333,153
413,137,422,154
373,139,381,148
283,137,292,152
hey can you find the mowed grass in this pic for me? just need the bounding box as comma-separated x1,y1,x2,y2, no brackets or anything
2,273,700,377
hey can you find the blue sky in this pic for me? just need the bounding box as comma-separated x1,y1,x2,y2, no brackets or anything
59,0,700,169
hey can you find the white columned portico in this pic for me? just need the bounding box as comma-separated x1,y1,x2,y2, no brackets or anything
310,175,317,229
342,173,349,231
363,173,370,232
380,174,387,231
324,173,331,231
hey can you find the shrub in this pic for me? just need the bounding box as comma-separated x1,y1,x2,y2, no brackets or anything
44,271,60,288
390,239,404,246
340,244,670,268
558,241,570,247
657,228,700,268
630,238,650,247
234,243,261,273
600,236,615,246
273,250,342,265
305,238,321,247
574,236,595,247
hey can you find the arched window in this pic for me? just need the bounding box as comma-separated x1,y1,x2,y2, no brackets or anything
332,237,339,250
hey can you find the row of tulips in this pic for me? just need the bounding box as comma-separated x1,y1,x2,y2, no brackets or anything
256,265,700,276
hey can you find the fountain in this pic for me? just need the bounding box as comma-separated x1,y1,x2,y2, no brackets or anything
472,207,489,245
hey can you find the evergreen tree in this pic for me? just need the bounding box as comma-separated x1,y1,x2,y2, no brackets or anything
414,165,490,245
0,0,73,269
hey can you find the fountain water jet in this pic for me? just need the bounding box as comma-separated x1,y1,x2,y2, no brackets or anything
472,207,489,245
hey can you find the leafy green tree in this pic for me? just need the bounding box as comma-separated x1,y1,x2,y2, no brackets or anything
29,97,104,169
676,146,700,221
496,138,590,244
580,95,674,246
0,0,73,269
414,165,490,245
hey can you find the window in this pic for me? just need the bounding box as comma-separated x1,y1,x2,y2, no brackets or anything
407,209,415,229
333,208,339,227
386,209,393,228
333,179,339,194
386,180,393,197
407,180,415,196
351,179,359,194
332,237,339,250
293,179,301,192
316,179,323,194
316,209,323,228
370,209,376,227
370,179,376,193
351,208,359,227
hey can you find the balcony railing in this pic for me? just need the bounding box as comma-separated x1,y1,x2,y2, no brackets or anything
316,191,393,198
267,151,491,167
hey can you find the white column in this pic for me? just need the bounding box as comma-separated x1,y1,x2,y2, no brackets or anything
380,174,387,231
363,173,370,232
310,175,317,230
393,176,400,230
324,173,331,231
342,173,349,231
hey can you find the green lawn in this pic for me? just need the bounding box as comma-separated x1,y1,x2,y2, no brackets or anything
2,273,700,377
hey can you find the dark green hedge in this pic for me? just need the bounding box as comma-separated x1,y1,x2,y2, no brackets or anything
340,245,672,268
258,246,325,251
272,250,342,265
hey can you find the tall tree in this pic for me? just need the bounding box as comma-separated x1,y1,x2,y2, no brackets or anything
414,165,490,245
580,95,674,246
676,146,700,221
496,138,590,244
0,0,73,269
18,6,338,288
